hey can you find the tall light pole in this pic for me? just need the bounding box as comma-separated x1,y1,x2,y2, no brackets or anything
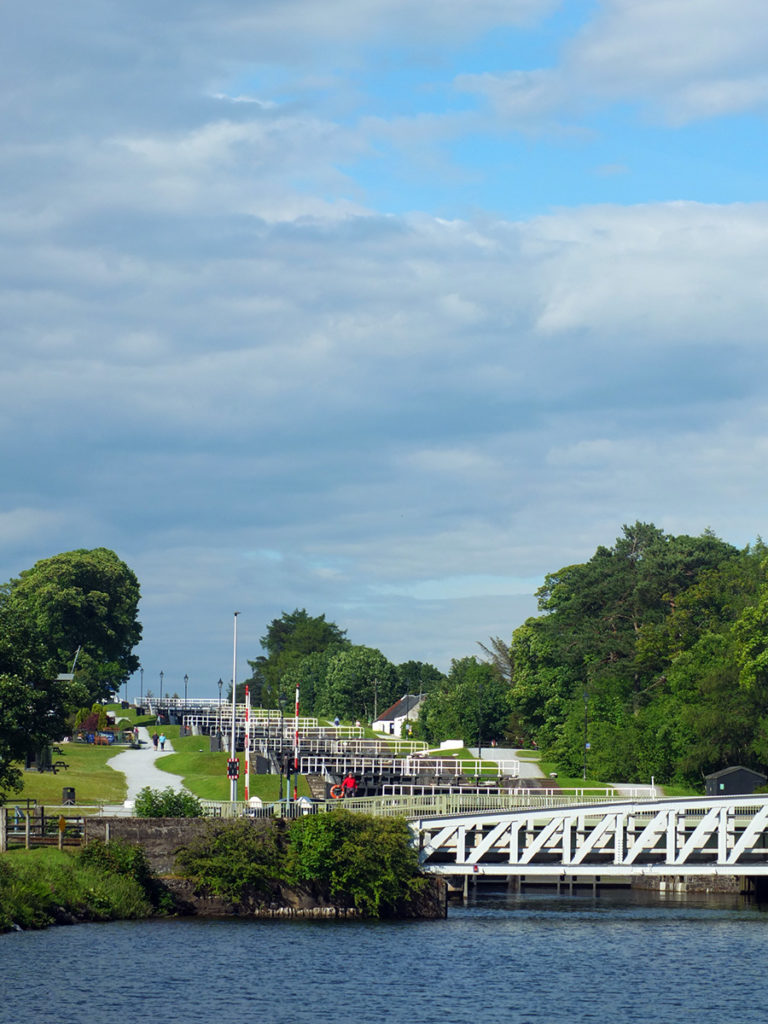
217,678,223,738
230,612,239,802
140,666,143,705
160,670,164,701
583,688,588,781
184,673,189,703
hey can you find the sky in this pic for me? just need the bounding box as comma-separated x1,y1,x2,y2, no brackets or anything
3,0,768,699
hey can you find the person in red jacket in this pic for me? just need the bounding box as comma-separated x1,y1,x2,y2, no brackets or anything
341,773,357,798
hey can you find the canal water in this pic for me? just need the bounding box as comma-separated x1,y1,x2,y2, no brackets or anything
2,891,765,1023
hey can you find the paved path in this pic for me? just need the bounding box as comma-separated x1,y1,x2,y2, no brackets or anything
105,726,187,809
468,746,545,779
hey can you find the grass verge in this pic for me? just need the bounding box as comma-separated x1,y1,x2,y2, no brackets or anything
12,743,127,805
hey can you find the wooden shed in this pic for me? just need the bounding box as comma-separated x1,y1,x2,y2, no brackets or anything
704,765,767,797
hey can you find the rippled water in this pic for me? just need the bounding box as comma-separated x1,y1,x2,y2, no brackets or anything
2,892,766,1024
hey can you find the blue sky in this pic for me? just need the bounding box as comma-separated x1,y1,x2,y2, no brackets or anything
3,0,768,698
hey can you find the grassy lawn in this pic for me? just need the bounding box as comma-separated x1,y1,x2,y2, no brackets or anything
156,729,311,801
13,743,127,806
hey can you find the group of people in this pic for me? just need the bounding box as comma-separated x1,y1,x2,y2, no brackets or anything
151,731,167,751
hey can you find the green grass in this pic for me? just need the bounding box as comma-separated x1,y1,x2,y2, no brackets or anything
13,743,127,805
3,846,76,867
156,733,311,801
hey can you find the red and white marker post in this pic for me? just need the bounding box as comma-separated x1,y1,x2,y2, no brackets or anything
293,680,300,801
244,683,250,802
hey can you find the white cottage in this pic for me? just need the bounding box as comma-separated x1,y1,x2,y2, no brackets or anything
372,694,423,738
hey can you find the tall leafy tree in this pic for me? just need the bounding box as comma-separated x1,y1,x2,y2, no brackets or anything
2,547,141,703
0,547,141,799
418,657,511,747
245,609,349,708
395,660,445,695
509,523,753,784
320,646,398,722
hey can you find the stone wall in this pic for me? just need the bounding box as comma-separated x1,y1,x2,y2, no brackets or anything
84,817,214,875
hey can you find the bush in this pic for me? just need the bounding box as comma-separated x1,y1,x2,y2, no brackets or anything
175,818,283,903
134,786,204,817
287,810,427,917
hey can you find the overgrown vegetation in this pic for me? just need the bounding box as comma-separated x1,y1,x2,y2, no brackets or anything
176,817,283,902
0,844,161,932
287,809,428,916
174,810,428,917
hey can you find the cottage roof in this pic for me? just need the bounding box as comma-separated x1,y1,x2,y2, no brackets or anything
375,694,422,722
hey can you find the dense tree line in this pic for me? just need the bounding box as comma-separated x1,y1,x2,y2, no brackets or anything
510,523,768,785
242,608,446,723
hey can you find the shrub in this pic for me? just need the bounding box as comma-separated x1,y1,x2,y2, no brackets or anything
287,810,427,917
175,818,283,903
134,786,204,817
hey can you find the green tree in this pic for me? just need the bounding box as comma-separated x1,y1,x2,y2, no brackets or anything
2,548,142,703
320,645,398,721
395,660,445,695
508,523,749,782
245,609,349,708
0,671,87,799
418,657,511,746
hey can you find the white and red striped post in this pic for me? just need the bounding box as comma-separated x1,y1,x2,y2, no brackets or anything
244,683,250,802
293,679,300,801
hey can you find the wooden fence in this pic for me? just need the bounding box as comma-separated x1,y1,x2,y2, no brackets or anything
0,804,84,851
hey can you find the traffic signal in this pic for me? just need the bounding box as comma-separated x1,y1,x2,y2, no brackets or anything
227,758,240,780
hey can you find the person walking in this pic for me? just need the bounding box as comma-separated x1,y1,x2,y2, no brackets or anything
152,731,159,750
159,732,166,751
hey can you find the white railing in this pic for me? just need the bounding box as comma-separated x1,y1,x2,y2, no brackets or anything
414,795,768,876
299,755,520,778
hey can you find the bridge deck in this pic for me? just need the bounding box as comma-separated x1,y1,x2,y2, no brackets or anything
412,796,768,878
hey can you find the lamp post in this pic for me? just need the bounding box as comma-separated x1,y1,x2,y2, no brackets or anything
217,677,223,740
583,689,588,781
140,666,143,705
230,612,239,802
184,673,188,703
160,670,164,700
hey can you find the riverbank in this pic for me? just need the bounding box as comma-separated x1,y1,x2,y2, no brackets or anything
1,810,445,932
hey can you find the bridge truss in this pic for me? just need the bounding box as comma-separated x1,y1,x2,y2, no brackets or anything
413,796,768,878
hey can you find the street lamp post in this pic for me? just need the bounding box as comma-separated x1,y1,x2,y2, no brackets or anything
140,666,143,705
230,612,239,802
160,671,164,700
583,689,588,781
217,678,223,741
184,673,188,703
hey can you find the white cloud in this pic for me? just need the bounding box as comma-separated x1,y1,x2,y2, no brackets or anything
457,0,768,125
